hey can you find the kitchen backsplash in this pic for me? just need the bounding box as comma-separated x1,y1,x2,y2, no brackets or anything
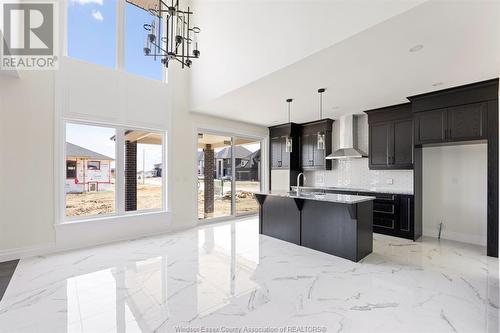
304,114,414,192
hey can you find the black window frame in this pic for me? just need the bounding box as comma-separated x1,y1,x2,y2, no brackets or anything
87,161,101,171
66,160,77,179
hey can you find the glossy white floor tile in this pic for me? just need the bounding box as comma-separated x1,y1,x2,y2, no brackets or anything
0,217,498,333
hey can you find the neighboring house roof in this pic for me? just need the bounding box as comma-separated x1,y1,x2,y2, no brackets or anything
215,146,252,159
240,149,261,169
66,142,114,160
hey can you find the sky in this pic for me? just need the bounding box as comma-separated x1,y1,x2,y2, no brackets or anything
67,0,163,80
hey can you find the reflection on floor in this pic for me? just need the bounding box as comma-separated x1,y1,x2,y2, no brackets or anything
0,217,498,332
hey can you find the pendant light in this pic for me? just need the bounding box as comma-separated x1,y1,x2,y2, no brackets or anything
285,98,293,153
317,88,326,150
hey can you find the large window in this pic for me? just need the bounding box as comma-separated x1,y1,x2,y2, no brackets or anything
64,122,166,221
66,0,165,81
125,2,163,81
65,123,116,218
197,132,262,221
124,130,164,212
67,0,117,68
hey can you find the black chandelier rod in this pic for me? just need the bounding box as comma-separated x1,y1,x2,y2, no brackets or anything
143,0,199,68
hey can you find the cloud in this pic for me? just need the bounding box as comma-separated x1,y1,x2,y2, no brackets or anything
92,10,104,21
72,0,103,5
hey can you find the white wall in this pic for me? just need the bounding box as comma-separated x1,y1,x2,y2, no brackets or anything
189,0,425,111
422,144,488,246
169,60,268,229
305,114,414,193
0,72,56,252
0,57,267,261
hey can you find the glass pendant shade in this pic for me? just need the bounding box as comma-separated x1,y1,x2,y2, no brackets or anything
317,132,325,150
285,136,293,153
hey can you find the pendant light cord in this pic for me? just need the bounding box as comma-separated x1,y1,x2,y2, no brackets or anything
318,88,326,120
320,93,323,120
286,98,293,123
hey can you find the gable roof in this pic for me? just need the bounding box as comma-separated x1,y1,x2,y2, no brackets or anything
240,149,261,169
66,142,114,161
215,146,252,159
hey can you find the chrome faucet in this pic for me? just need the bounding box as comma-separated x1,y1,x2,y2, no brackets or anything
296,173,306,196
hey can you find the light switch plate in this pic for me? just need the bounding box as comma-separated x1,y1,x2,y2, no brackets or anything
386,178,393,185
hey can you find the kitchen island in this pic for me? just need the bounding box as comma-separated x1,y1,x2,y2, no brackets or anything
254,191,375,262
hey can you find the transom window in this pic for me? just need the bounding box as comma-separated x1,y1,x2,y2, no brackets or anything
66,0,165,81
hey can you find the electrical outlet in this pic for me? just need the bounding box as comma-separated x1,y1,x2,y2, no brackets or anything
386,178,393,185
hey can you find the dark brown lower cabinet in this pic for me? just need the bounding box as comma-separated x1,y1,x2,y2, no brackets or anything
317,189,420,241
371,194,417,240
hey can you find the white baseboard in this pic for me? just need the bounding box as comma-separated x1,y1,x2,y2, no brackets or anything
0,243,56,262
0,212,188,263
423,229,487,246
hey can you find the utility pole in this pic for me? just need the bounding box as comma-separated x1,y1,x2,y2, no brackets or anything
143,149,146,185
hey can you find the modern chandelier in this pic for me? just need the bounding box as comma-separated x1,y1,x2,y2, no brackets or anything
142,0,201,68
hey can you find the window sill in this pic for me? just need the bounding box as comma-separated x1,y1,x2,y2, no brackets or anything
56,210,170,227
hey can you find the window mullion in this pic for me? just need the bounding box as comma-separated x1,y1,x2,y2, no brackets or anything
116,0,125,70
116,128,125,214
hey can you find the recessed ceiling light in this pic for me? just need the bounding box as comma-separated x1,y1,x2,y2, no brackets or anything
432,82,443,87
409,44,424,52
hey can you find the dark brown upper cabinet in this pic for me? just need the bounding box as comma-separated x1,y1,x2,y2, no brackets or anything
414,102,487,145
300,119,334,170
447,102,487,141
365,103,413,170
269,123,301,170
414,108,447,144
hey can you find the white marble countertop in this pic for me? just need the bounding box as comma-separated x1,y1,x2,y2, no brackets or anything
254,190,376,204
291,186,414,195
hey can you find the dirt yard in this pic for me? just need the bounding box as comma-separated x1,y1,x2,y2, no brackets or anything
198,181,260,219
66,180,260,220
66,183,162,217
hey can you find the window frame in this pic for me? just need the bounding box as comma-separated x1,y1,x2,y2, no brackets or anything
62,119,167,223
62,0,167,82
66,160,77,179
87,161,101,171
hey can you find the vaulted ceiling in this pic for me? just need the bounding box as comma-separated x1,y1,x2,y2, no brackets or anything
189,0,500,126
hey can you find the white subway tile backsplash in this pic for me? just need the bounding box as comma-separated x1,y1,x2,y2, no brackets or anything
305,158,413,193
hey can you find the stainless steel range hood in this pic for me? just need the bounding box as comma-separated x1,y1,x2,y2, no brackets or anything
326,114,368,160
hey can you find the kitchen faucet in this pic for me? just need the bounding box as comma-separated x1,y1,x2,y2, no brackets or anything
296,173,306,196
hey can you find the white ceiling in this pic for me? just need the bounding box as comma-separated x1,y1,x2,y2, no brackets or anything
191,0,500,126
189,0,427,110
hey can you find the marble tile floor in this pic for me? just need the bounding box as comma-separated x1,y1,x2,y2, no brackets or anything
0,217,498,333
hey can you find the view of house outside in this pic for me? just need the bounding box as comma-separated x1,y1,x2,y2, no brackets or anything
197,136,261,220
65,123,164,218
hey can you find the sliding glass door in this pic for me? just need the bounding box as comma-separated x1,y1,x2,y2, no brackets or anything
234,138,261,216
197,132,262,221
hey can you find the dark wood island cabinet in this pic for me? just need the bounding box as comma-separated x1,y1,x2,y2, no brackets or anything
255,191,374,262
